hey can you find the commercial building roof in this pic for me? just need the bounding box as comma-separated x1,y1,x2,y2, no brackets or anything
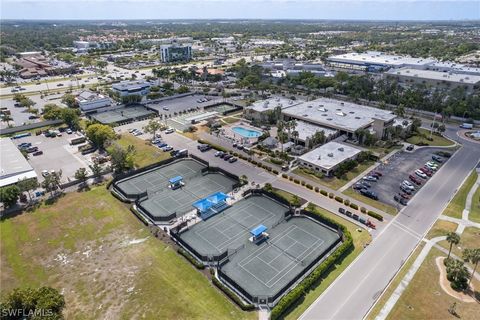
282,98,396,133
294,120,338,142
112,80,151,92
387,68,480,85
299,142,362,170
246,97,303,113
0,138,37,187
327,51,435,68
76,90,109,103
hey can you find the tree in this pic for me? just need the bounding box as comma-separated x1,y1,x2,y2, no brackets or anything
264,183,273,192
61,108,80,129
411,118,422,132
42,104,63,120
291,195,301,207
445,258,469,291
74,168,88,187
463,248,480,286
89,161,103,180
86,124,116,149
16,177,39,204
108,144,136,173
143,119,163,140
446,232,461,259
41,170,62,197
0,286,65,318
61,94,78,108
240,175,248,185
0,185,20,208
1,114,13,127
176,85,189,94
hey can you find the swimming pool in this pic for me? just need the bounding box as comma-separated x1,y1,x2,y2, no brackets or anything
232,126,262,138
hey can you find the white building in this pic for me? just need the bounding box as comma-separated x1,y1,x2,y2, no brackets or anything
0,138,37,188
327,51,435,72
282,98,397,139
298,142,362,176
386,68,480,93
76,91,112,113
243,97,303,122
112,80,151,97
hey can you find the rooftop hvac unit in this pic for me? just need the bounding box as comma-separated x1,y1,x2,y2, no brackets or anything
308,105,313,108
338,147,344,152
317,155,321,160
340,102,344,106
328,153,334,157
303,114,309,117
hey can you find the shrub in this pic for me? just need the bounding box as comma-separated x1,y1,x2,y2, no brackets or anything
320,190,328,196
282,173,288,178
293,179,300,184
301,181,306,186
367,210,384,221
212,277,255,311
349,203,359,210
328,192,334,199
306,184,313,190
314,186,319,192
344,199,350,206
251,160,257,165
334,196,343,203
289,176,294,181
177,248,205,269
272,170,279,175
360,207,367,214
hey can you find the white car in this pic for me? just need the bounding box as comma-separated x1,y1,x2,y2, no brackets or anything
165,128,175,134
415,169,428,179
401,180,415,191
425,162,438,171
161,145,173,152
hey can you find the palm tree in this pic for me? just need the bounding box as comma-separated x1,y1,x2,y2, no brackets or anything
446,232,461,259
2,114,13,127
463,248,480,286
292,130,299,146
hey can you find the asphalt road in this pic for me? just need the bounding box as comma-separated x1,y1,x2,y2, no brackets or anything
299,128,480,320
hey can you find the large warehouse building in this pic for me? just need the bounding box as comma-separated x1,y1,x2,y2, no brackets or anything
0,138,37,187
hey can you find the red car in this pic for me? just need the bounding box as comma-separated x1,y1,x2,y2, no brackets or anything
409,174,422,185
419,167,433,177
399,192,410,199
367,220,376,229
372,171,383,177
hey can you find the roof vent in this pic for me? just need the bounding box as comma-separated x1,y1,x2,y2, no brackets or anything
355,116,361,119
317,155,321,160
327,118,333,121
340,102,344,106
328,153,334,157
308,105,313,108
303,114,309,117
338,147,344,152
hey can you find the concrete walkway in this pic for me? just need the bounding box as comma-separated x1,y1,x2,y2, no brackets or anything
374,168,480,320
338,148,401,192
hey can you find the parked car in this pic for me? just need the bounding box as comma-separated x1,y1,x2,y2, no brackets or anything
432,155,444,163
394,194,408,205
415,169,428,179
426,161,439,170
156,143,167,148
419,167,433,177
165,128,174,134
345,210,353,217
26,146,39,153
66,129,73,134
32,150,43,156
371,171,383,177
363,176,378,182
161,145,173,152
214,151,224,157
406,145,414,151
399,192,410,199
402,180,415,190
228,157,238,163
224,154,233,161
219,153,227,159
338,208,346,214
409,174,422,185
360,189,378,200
400,185,413,195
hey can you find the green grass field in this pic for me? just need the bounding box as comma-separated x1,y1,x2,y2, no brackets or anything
443,170,478,219
438,227,480,268
115,133,171,168
343,188,398,215
425,220,458,240
0,186,256,320
283,205,372,320
470,179,480,224
406,128,455,147
293,160,374,191
386,247,480,320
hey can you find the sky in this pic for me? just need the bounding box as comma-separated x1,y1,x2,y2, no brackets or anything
1,0,479,21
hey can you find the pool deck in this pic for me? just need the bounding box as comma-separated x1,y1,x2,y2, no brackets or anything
221,123,265,144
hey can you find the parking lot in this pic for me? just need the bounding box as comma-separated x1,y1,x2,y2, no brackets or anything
351,147,451,208
14,132,92,183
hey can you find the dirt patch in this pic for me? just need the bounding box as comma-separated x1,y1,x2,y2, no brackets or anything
436,257,476,303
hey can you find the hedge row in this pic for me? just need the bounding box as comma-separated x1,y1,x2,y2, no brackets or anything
334,196,343,203
197,139,228,153
320,190,328,196
367,210,384,221
177,248,205,270
349,203,359,210
270,207,354,320
212,277,256,311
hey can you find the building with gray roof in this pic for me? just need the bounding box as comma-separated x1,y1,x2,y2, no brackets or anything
0,138,37,187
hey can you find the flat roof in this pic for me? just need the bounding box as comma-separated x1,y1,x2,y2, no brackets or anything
327,51,435,68
0,138,37,187
282,97,396,133
294,120,338,142
387,68,480,85
246,97,303,113
77,90,109,102
112,80,150,91
298,142,362,170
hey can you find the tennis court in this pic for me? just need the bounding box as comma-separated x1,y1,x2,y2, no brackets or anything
179,195,289,256
220,216,341,301
207,103,239,114
139,173,236,219
91,106,155,124
115,159,205,196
